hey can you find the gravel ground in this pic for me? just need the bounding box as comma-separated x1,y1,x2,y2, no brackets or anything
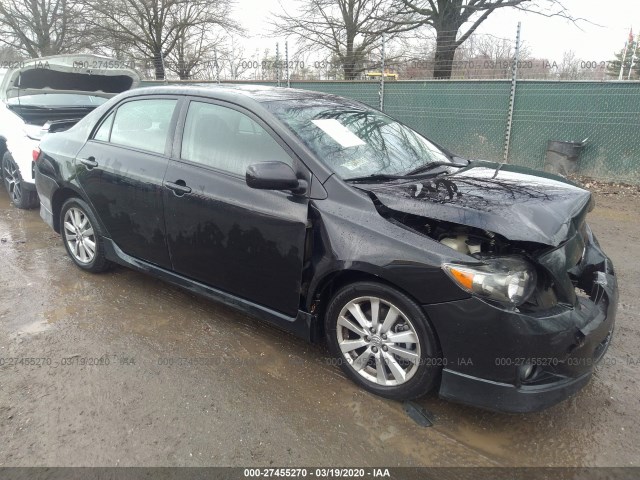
0,186,639,467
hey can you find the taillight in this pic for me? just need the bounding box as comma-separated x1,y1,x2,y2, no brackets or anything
32,148,40,162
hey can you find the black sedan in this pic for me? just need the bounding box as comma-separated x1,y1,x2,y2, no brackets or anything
35,85,618,412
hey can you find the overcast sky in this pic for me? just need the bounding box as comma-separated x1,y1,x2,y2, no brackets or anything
238,0,639,63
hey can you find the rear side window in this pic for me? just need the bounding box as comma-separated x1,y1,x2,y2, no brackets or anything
180,101,292,176
94,112,114,142
109,99,177,154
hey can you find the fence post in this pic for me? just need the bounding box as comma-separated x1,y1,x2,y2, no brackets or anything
276,43,281,87
503,21,521,163
379,34,385,111
285,40,290,88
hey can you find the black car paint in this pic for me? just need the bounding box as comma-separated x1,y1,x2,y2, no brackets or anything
35,85,618,412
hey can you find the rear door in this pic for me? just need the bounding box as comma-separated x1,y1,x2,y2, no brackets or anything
75,96,180,268
163,98,309,317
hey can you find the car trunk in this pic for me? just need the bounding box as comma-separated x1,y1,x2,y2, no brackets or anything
8,105,97,126
2,55,140,133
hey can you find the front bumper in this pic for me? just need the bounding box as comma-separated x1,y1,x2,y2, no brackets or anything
424,240,618,413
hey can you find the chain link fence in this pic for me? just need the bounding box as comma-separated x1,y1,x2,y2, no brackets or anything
140,78,640,182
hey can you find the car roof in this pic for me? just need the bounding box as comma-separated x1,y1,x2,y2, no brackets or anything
121,84,358,109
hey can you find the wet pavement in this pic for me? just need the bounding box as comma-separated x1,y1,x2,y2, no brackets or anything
0,191,638,467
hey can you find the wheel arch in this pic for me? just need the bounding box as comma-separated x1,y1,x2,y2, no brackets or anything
51,186,88,233
308,267,436,342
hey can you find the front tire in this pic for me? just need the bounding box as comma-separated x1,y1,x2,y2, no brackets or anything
60,197,111,273
2,152,38,209
325,282,441,400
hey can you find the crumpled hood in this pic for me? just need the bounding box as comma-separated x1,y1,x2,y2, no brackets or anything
361,162,593,247
0,54,140,101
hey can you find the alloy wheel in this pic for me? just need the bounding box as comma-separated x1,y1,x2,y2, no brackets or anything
336,296,421,386
3,157,22,205
63,207,97,264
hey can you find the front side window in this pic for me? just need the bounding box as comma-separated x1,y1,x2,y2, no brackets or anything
181,101,292,176
109,99,177,154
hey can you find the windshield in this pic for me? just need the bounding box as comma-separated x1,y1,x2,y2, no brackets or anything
7,94,108,107
266,99,450,179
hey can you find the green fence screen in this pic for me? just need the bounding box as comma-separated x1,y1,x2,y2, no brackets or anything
140,79,640,182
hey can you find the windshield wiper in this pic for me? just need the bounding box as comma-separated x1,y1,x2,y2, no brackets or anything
346,168,459,183
345,173,407,183
405,160,468,176
345,159,471,183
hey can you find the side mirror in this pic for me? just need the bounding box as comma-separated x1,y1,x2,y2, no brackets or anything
246,161,306,194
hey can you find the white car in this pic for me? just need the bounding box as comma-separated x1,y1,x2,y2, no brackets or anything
0,55,139,208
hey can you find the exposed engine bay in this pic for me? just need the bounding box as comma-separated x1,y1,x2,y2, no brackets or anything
381,208,546,258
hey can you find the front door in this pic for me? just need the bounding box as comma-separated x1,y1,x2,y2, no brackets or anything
163,99,309,317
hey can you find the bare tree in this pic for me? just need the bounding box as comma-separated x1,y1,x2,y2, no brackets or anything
0,0,87,57
271,0,400,80
388,0,577,79
166,28,225,80
395,31,531,79
456,32,532,78
0,45,22,62
217,34,254,80
557,50,580,79
87,0,239,80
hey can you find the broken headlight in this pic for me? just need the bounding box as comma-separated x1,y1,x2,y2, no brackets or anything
443,256,537,307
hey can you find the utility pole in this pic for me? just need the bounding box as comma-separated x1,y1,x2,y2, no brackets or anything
628,39,637,80
619,29,632,80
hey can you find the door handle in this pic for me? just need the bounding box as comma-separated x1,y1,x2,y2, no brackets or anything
164,180,192,196
79,157,98,169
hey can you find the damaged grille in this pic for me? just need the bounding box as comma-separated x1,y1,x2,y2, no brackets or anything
537,218,606,306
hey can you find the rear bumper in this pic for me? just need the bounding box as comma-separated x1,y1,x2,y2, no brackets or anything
35,168,57,230
424,261,617,413
39,202,55,230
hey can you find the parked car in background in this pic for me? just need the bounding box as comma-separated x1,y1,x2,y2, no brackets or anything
0,55,139,208
35,85,617,412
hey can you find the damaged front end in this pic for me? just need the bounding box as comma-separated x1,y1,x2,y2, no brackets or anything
359,165,617,412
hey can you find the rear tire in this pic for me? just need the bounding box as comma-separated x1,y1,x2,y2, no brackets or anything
2,152,38,209
60,197,111,273
325,281,441,401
